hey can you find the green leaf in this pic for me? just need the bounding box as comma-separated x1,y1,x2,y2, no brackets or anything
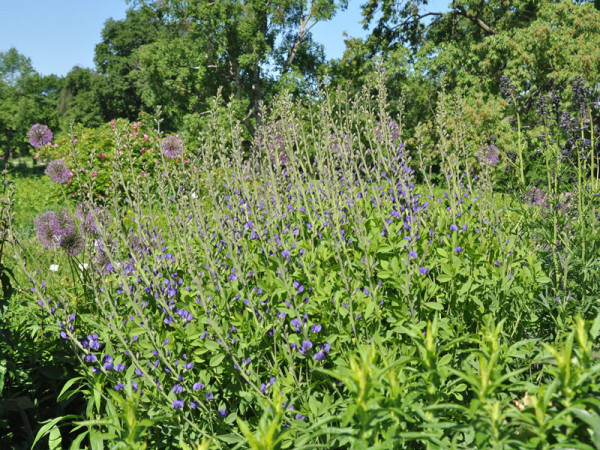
68,431,89,450
570,408,600,449
0,360,6,396
424,302,444,311
210,353,226,367
31,415,78,450
58,376,85,402
590,312,600,339
49,425,62,450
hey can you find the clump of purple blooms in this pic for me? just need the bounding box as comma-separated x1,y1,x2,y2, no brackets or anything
45,158,71,183
161,135,184,158
28,123,53,148
34,209,84,257
478,144,500,166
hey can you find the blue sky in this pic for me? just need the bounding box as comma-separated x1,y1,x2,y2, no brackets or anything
0,0,449,77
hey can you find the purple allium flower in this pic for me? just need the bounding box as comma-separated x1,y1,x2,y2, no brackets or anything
172,399,184,409
28,124,52,147
478,144,500,166
161,135,184,158
419,267,429,275
34,210,76,249
524,187,548,207
59,231,85,257
45,158,70,183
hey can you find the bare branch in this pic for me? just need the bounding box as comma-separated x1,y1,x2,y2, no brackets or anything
281,3,316,76
454,3,496,35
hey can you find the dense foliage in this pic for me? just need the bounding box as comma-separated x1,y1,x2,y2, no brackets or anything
2,1,600,449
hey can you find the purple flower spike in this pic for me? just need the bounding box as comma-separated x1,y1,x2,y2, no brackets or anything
45,158,70,183
28,124,52,147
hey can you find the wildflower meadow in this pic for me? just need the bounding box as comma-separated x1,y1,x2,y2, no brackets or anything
1,74,599,449
2,1,600,449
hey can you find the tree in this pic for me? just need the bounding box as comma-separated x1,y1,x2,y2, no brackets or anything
94,6,164,122
125,0,348,134
359,0,600,97
57,67,103,129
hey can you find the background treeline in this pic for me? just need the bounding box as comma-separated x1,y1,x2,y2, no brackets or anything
2,0,600,161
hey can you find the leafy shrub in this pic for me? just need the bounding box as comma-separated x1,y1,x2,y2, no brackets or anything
10,79,600,448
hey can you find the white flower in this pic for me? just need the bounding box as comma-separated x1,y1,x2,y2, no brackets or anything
191,192,198,199
78,263,89,270
50,264,59,272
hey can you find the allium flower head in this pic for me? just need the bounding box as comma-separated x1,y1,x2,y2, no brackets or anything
28,124,53,147
45,158,71,183
478,144,500,167
161,135,184,158
34,209,76,249
59,231,85,257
